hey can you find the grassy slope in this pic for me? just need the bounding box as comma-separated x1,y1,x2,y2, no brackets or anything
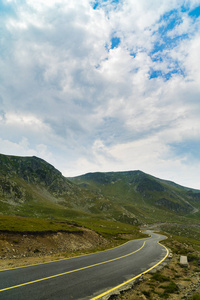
69,171,200,224
0,214,147,243
160,223,200,251
1,154,200,240
0,215,80,233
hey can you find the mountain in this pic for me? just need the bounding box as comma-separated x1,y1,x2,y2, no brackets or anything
0,154,139,224
0,153,200,225
69,171,200,224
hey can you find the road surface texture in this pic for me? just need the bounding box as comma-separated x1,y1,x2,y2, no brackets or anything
0,231,168,300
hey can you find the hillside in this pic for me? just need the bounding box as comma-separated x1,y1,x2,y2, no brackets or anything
69,171,200,224
0,153,200,225
0,154,140,224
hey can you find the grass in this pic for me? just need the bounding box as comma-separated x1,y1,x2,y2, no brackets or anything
142,290,151,297
0,215,80,233
151,272,170,282
0,214,147,246
160,224,200,252
75,217,148,240
160,281,178,293
1,155,200,228
70,170,200,225
192,295,200,300
161,224,200,241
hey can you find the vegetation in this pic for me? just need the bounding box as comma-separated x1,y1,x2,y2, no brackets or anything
192,295,200,300
0,215,80,233
151,272,170,282
160,224,200,251
1,153,200,228
0,214,147,245
0,153,200,245
75,218,147,240
69,170,200,224
159,281,178,294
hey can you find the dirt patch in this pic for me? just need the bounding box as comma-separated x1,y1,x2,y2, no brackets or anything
0,227,109,269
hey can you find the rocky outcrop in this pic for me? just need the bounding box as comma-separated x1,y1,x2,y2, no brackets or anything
0,178,27,204
0,154,76,197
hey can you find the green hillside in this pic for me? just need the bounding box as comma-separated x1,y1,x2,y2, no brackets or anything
0,154,140,225
0,153,200,228
69,171,200,224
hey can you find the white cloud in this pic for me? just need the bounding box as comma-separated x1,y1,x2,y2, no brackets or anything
1,0,200,189
0,137,36,157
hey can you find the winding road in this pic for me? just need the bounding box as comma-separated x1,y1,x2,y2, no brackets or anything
0,231,169,300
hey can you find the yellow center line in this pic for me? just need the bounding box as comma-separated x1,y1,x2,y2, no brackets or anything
0,241,146,292
0,238,134,272
90,241,169,300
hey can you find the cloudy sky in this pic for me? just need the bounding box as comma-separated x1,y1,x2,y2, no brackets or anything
1,0,200,189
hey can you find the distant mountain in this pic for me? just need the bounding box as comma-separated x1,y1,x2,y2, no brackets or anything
0,153,200,225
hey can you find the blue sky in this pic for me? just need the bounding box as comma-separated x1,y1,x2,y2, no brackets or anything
1,0,200,189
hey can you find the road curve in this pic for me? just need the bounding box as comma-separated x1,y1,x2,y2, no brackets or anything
0,231,168,300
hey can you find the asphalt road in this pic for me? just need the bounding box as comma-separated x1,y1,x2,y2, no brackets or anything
0,231,168,300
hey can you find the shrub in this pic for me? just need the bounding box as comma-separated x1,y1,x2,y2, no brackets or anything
188,253,199,262
164,281,179,293
142,290,151,298
33,248,40,253
152,272,170,282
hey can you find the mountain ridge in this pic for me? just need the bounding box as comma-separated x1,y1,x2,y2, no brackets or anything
0,153,200,225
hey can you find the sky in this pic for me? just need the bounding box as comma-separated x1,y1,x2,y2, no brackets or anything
0,0,200,189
